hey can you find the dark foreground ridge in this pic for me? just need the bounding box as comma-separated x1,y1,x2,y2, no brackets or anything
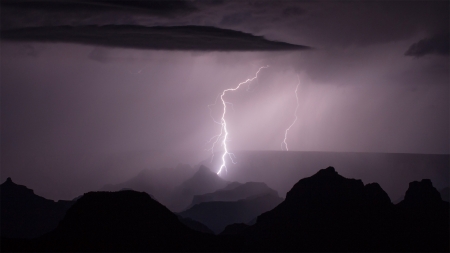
232,166,449,251
1,166,448,252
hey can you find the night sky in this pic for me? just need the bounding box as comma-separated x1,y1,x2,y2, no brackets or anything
1,0,449,200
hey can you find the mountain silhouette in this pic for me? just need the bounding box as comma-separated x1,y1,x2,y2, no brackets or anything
231,167,449,251
392,185,449,204
2,166,448,252
0,178,74,239
25,190,218,251
180,192,283,234
395,179,449,251
170,165,229,211
244,166,387,251
399,179,442,206
190,181,278,207
100,163,195,209
202,151,449,203
177,216,214,234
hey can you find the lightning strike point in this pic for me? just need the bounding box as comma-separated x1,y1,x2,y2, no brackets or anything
282,75,300,151
208,66,269,175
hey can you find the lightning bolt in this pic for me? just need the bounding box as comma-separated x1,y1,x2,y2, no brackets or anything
281,75,300,151
208,66,269,175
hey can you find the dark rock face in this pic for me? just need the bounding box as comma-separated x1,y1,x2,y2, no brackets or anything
401,179,442,206
283,166,365,209
220,223,250,235
240,167,449,252
36,191,217,251
247,167,376,250
364,183,392,207
178,216,214,234
56,191,187,236
396,179,449,252
0,178,74,238
440,186,449,201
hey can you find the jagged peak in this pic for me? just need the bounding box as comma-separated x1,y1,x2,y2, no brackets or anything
314,166,338,176
1,177,36,196
364,183,392,205
402,178,441,205
284,166,365,206
190,165,220,179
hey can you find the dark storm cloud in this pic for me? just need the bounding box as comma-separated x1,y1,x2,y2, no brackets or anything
0,0,197,16
220,12,252,26
0,0,199,30
0,25,310,51
405,32,450,57
282,6,305,17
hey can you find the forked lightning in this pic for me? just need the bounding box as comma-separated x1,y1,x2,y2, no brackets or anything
208,66,269,175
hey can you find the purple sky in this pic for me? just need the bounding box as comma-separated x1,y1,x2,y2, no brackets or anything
1,0,449,199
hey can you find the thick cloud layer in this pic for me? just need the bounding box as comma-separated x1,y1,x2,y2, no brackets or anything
1,0,197,15
1,25,310,51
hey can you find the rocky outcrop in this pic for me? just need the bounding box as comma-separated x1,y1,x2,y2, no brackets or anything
0,178,74,238
239,167,448,252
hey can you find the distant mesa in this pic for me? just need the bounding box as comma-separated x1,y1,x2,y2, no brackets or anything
170,165,229,212
189,181,278,207
179,182,283,233
221,181,243,191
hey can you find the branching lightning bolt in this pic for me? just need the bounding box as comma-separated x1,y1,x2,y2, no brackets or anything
208,66,269,175
282,75,300,151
